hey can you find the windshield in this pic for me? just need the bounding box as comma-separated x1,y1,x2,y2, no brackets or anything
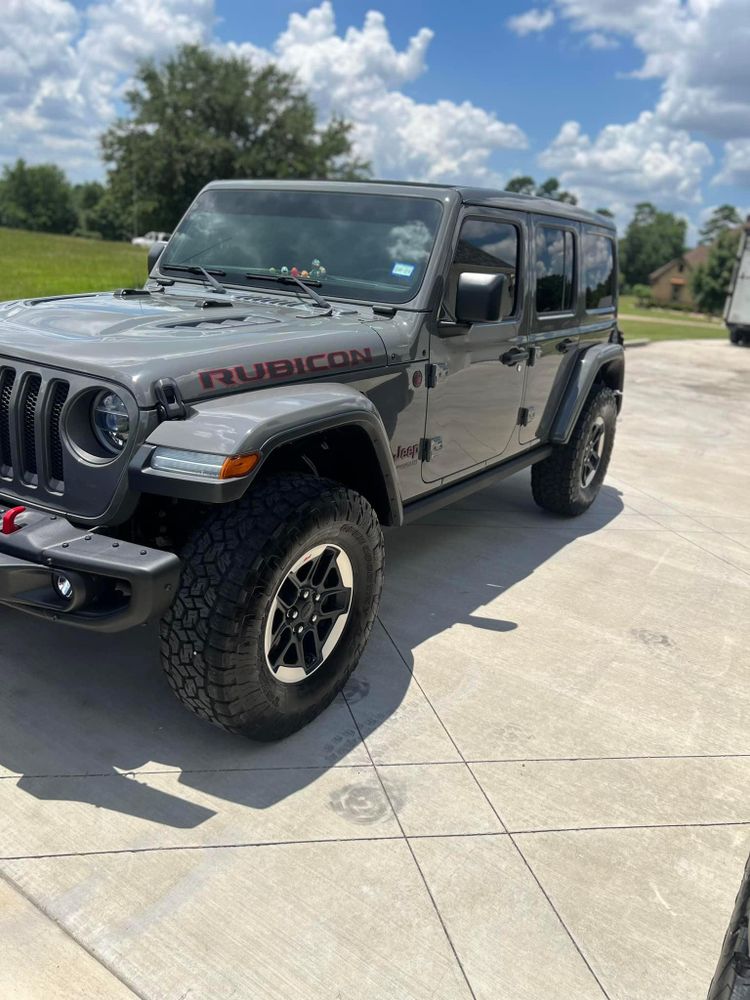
160,188,443,305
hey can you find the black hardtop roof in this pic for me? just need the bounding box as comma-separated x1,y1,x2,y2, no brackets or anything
203,178,616,230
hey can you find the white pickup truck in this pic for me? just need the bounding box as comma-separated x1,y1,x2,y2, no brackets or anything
131,230,171,248
725,218,750,345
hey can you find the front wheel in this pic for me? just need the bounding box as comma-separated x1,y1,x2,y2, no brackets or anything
160,474,384,740
531,386,618,516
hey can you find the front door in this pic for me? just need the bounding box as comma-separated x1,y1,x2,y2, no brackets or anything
422,210,527,483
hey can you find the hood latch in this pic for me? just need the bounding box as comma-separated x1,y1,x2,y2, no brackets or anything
154,378,187,421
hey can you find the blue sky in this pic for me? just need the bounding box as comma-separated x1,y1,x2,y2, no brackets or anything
214,1,660,135
4,0,750,239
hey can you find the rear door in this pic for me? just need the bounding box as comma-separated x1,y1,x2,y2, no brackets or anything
519,217,581,444
421,209,527,482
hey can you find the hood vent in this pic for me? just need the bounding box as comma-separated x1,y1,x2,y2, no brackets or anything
169,314,280,332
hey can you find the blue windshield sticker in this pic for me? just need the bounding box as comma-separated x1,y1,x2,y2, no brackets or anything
392,262,415,278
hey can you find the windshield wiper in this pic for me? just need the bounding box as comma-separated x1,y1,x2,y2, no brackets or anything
245,272,333,316
162,263,228,295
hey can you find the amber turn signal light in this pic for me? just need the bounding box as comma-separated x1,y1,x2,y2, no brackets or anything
219,453,260,479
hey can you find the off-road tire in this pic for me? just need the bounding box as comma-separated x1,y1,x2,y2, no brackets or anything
160,474,384,740
531,386,617,516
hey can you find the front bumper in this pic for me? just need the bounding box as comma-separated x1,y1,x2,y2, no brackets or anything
0,505,180,632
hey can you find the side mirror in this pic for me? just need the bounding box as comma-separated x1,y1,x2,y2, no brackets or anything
147,240,167,276
455,272,507,324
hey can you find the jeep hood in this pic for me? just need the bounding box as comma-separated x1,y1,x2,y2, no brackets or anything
0,291,389,407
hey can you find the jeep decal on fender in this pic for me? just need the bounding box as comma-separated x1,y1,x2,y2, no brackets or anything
393,442,420,467
199,347,374,390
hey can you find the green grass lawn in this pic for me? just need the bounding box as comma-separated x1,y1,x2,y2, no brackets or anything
620,317,727,341
619,293,722,325
0,227,147,301
618,294,726,340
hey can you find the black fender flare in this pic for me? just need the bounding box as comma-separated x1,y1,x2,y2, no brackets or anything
547,342,624,445
130,382,403,525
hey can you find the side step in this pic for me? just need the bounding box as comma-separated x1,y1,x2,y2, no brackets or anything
403,445,553,524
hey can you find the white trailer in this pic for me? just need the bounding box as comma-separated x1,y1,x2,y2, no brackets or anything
725,219,750,344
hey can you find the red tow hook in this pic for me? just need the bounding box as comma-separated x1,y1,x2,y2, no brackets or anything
1,506,26,535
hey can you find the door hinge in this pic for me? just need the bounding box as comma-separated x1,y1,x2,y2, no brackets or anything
425,362,449,388
419,436,443,462
518,406,535,427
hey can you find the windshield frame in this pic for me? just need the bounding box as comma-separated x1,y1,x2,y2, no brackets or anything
154,182,460,311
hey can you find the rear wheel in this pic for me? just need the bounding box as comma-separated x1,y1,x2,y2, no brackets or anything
160,474,384,740
531,386,617,516
729,326,742,344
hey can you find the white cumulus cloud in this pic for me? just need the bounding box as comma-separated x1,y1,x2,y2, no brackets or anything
0,0,212,178
539,113,712,227
507,8,556,36
715,139,750,189
225,2,527,184
0,0,527,186
547,0,750,188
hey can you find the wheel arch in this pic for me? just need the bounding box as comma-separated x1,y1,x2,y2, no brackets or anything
546,342,624,445
131,382,403,526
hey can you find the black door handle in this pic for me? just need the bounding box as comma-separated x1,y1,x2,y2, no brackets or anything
500,346,530,366
557,337,575,354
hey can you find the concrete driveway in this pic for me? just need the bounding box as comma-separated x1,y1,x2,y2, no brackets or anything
2,340,749,1000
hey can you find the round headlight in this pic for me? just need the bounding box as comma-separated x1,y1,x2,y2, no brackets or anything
92,390,129,452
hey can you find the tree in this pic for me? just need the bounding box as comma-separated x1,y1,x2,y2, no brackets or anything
595,207,614,218
72,181,106,234
505,175,536,196
619,202,687,287
505,174,577,204
699,204,741,245
100,45,369,235
691,227,741,314
85,189,131,242
0,159,77,234
535,177,577,204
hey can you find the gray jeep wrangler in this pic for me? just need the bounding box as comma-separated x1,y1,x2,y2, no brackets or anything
0,181,623,739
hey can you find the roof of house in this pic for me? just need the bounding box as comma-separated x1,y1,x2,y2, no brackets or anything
649,244,710,282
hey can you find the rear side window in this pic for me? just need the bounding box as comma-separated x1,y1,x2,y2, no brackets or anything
583,233,616,310
453,219,519,312
535,227,575,314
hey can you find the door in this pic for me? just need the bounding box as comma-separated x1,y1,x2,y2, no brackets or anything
519,218,581,444
422,211,527,483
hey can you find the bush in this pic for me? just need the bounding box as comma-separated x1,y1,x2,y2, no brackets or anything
632,284,653,307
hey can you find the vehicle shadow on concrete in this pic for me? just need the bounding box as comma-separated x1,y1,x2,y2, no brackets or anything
0,472,622,829
348,472,625,744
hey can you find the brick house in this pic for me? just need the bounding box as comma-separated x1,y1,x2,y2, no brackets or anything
648,245,710,307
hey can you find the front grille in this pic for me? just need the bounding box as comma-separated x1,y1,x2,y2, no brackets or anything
0,368,15,471
0,366,70,491
21,374,41,480
48,382,69,484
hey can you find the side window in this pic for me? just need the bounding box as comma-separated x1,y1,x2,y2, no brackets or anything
535,227,576,314
450,219,519,315
582,233,615,310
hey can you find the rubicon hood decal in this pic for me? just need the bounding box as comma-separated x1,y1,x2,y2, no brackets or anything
200,347,375,390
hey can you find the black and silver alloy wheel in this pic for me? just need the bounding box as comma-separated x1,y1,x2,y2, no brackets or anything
264,543,353,683
531,385,618,516
580,416,606,488
161,474,384,740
